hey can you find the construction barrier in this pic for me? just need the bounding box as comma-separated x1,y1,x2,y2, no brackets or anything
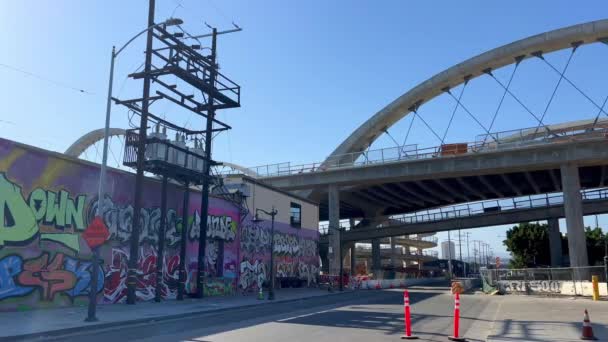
448,293,466,341
400,290,418,339
581,309,596,340
354,278,444,290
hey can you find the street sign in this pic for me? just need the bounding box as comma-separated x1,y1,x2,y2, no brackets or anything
82,216,109,249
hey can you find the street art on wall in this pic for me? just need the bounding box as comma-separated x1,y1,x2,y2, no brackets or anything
0,253,104,302
0,138,319,311
497,280,562,293
239,220,319,293
0,138,241,311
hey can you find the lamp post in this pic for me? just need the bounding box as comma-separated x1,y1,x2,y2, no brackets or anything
86,17,182,322
253,207,278,300
97,17,183,208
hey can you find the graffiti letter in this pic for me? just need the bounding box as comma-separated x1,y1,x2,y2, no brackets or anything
0,173,39,246
63,257,104,297
17,253,76,301
66,195,86,230
0,255,34,300
44,190,67,228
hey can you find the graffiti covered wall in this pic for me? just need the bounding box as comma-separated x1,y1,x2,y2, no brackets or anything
239,217,319,293
0,138,240,311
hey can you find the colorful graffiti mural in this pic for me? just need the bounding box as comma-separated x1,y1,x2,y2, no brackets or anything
0,253,103,302
0,138,319,311
0,139,242,311
239,219,319,292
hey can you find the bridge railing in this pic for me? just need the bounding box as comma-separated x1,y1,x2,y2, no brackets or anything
319,188,608,235
247,127,608,178
354,245,438,258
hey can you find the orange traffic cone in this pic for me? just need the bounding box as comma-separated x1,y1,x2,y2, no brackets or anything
581,309,597,340
375,281,382,290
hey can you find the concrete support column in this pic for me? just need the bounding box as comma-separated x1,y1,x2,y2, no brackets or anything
350,246,356,276
560,164,589,269
371,238,381,278
328,184,341,274
547,218,563,267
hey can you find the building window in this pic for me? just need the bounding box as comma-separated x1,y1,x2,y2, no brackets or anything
290,202,301,228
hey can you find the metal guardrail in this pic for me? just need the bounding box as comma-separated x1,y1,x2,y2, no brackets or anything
318,188,608,235
355,245,438,258
247,126,608,178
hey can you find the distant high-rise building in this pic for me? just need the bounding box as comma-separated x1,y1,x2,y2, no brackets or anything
441,241,456,259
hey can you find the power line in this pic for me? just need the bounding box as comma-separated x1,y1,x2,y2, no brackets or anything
0,62,94,95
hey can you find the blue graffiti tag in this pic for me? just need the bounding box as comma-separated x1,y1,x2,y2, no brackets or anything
63,257,104,297
0,255,33,300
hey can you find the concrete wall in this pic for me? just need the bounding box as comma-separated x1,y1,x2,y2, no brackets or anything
0,138,320,311
225,176,320,292
350,277,445,290
497,280,608,296
0,138,242,311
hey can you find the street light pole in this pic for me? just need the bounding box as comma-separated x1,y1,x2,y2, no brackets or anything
87,17,183,321
253,207,278,300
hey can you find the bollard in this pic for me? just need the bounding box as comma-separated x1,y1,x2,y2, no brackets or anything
448,293,466,341
400,290,418,339
591,275,600,301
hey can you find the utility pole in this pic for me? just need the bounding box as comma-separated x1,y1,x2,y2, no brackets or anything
447,231,453,278
197,27,217,299
465,232,471,277
127,0,155,305
458,229,463,262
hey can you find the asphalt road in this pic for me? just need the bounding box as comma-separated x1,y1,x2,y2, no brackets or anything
44,284,496,342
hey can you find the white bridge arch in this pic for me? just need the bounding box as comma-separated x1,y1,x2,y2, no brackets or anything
328,19,608,164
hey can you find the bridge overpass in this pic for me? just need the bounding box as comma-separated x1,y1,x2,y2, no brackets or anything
249,19,608,275
316,188,608,272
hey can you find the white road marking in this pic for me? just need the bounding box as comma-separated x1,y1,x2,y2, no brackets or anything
276,309,334,322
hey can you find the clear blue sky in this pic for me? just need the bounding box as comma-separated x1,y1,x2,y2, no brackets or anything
1,1,607,258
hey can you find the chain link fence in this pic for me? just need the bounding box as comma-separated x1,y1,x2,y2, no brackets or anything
481,266,607,296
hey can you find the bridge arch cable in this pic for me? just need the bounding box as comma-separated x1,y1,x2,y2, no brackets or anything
483,57,523,146
440,80,468,145
483,68,556,137
409,106,444,144
443,85,497,143
530,44,579,138
108,136,123,169
401,113,416,149
590,94,608,130
537,44,608,121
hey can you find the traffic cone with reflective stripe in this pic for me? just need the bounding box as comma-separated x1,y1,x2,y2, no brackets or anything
581,309,597,340
376,281,382,290
401,290,419,339
448,293,466,341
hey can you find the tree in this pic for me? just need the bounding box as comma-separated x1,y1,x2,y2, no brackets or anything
585,227,607,266
503,222,552,268
504,222,607,268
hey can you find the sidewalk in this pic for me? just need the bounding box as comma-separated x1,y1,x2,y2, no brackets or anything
486,295,608,341
0,287,347,341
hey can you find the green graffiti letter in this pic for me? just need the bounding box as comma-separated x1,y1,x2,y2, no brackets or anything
28,188,47,221
44,190,67,227
66,194,85,230
0,173,39,246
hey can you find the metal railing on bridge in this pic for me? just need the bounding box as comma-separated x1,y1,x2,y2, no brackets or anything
355,245,439,258
246,126,608,178
318,188,608,235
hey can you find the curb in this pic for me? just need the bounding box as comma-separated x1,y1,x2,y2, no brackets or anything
1,290,356,341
